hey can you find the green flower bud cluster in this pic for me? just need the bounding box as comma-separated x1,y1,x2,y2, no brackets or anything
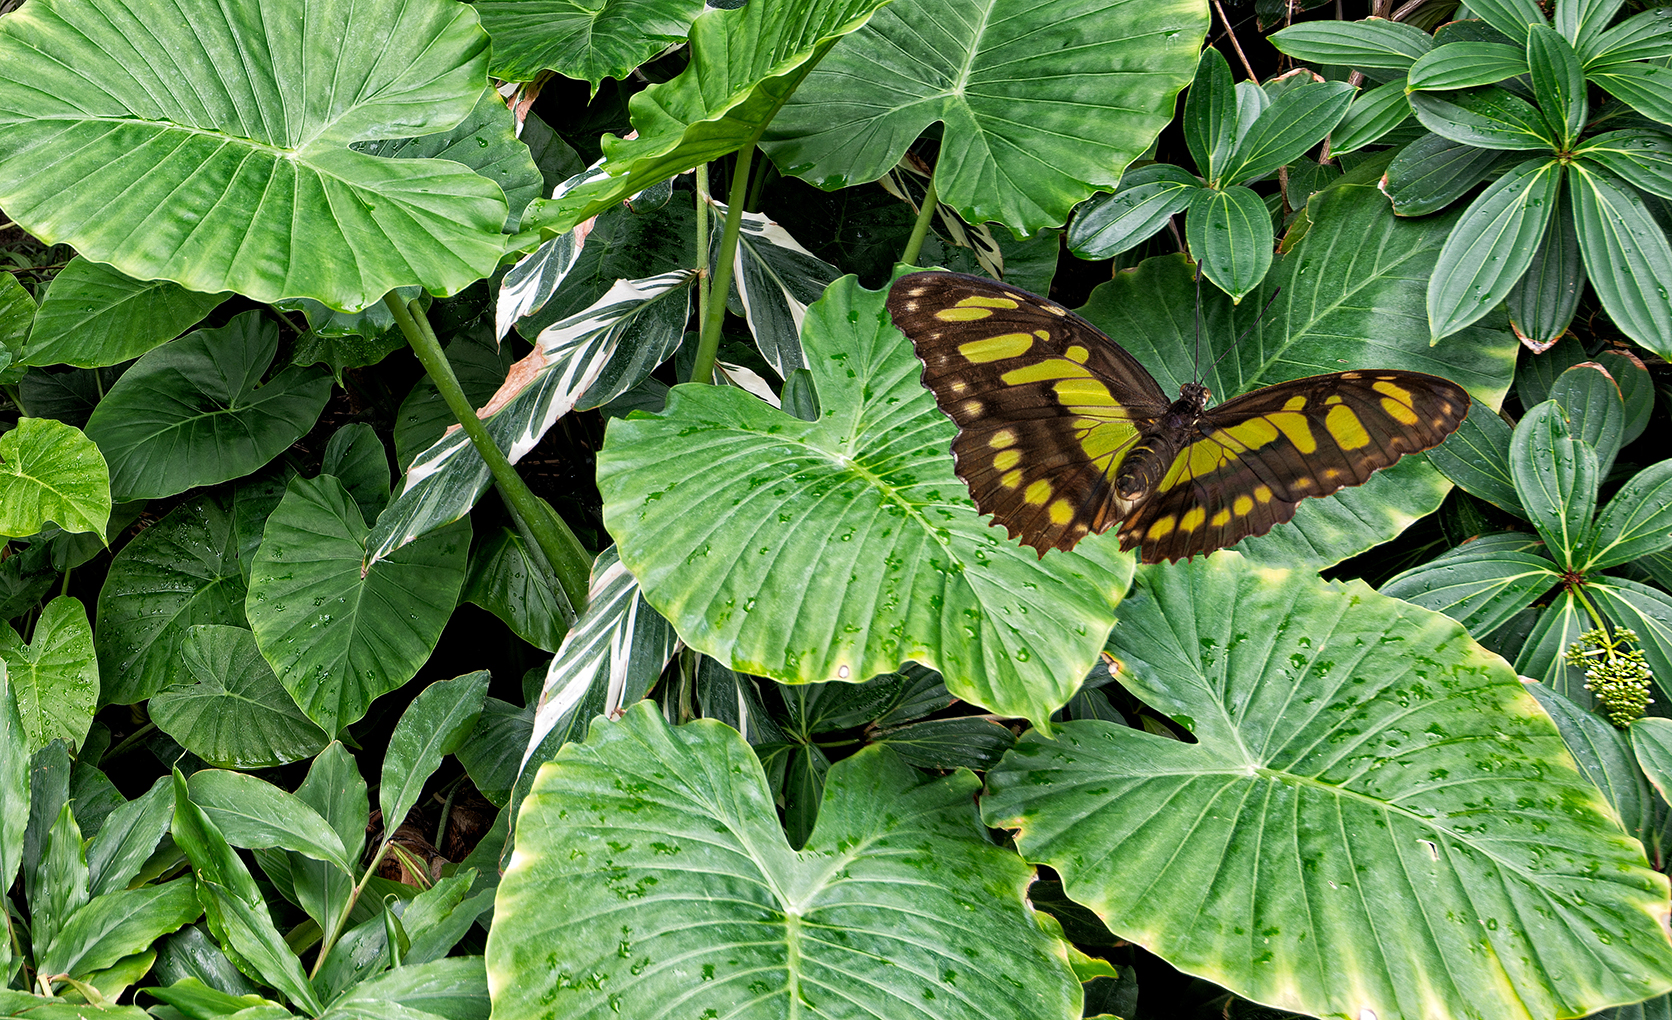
1564,627,1654,728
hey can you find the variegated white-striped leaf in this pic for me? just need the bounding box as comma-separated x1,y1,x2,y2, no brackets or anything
495,220,594,342
708,202,839,377
716,360,779,407
521,546,679,772
366,270,695,565
880,163,1003,277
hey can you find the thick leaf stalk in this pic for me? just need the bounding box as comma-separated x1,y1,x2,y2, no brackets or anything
383,293,590,610
901,175,939,267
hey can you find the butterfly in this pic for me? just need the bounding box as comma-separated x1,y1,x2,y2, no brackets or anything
886,271,1471,563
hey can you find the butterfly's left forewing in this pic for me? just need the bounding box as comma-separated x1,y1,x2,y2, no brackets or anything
1120,371,1470,562
888,272,1173,552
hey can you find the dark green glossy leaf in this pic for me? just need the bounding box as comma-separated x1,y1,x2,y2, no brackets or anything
85,777,171,898
1570,163,1672,359
1406,42,1529,90
1515,590,1590,702
872,716,1016,770
1427,403,1523,515
455,698,531,808
488,704,1081,1020
1529,681,1649,842
1590,62,1672,126
984,554,1672,1020
0,417,110,541
1575,130,1672,201
35,880,201,981
186,769,353,874
479,0,706,89
1585,8,1672,66
82,313,331,502
0,596,96,753
1515,334,1585,407
1382,132,1520,216
1268,18,1434,68
150,626,328,769
1380,531,1557,636
380,671,488,838
1511,400,1598,568
246,474,469,737
1186,185,1273,302
1558,0,1625,60
1067,165,1200,259
1328,82,1413,154
1548,360,1625,475
1465,0,1550,45
1583,460,1672,571
23,258,226,370
1184,47,1238,182
1527,25,1587,146
1224,81,1353,184
286,744,367,948
1427,159,1563,341
1506,184,1584,347
462,528,570,652
1409,87,1560,149
320,424,390,525
1597,349,1653,443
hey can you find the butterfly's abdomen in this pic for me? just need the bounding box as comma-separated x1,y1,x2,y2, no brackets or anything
1116,384,1209,499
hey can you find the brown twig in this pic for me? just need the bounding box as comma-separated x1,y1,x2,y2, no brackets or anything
1213,0,1260,82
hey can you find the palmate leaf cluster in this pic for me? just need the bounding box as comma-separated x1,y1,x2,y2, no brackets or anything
0,0,1670,1018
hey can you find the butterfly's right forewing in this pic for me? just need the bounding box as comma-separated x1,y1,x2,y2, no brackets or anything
887,272,1172,552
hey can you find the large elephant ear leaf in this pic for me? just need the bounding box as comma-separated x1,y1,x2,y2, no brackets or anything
596,276,1134,729
0,0,506,312
763,0,1208,237
487,702,1082,1020
983,554,1672,1020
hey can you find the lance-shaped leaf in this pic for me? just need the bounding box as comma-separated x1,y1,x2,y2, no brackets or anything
478,0,707,89
1426,405,1523,515
1382,132,1522,217
24,258,227,370
1185,47,1238,183
1186,185,1273,302
1548,360,1624,475
1586,7,1672,66
1589,63,1672,126
1516,589,1592,700
709,202,839,377
186,770,354,876
1078,187,1517,568
523,547,678,773
150,626,328,769
983,555,1672,1020
368,271,694,565
0,417,110,540
1410,87,1560,150
463,528,571,653
1507,185,1584,350
82,313,332,502
1528,25,1587,147
1570,162,1672,359
380,672,488,838
1575,130,1672,201
1512,400,1598,569
1527,681,1649,847
36,880,202,982
0,597,96,754
545,0,895,231
1466,0,1550,44
1427,159,1563,341
1328,81,1414,155
1220,80,1353,185
596,276,1133,727
1067,164,1201,259
488,703,1082,1020
764,0,1207,237
1380,531,1557,636
0,0,505,312
247,474,469,736
1582,460,1672,572
1269,18,1434,68
1406,42,1531,90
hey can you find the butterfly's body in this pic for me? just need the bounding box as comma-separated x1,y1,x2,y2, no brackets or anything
886,271,1470,564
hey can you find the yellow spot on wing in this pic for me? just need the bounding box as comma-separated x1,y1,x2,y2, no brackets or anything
1233,494,1253,515
1066,345,1090,363
961,399,985,417
1048,499,1076,525
1001,469,1024,489
1269,411,1318,454
989,429,1018,449
1325,404,1370,449
958,332,1034,362
1372,380,1414,403
994,448,1021,471
1053,378,1116,407
1211,508,1231,527
1254,485,1273,503
1160,439,1233,489
1217,417,1280,450
1146,516,1176,540
1002,358,1093,384
936,306,994,321
957,295,1019,308
1025,479,1053,505
1283,395,1308,412
1381,397,1419,425
1179,507,1207,533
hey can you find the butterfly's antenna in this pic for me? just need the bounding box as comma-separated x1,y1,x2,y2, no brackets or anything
1192,266,1203,386
1206,286,1283,381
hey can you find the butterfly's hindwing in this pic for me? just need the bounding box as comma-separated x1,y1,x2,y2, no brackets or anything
887,272,1171,552
1120,372,1471,561
887,271,1473,563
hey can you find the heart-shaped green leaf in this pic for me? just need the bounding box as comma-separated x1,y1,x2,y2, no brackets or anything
0,418,110,541
984,554,1672,1020
478,0,707,89
0,0,506,312
150,626,328,769
24,258,227,370
487,703,1082,1020
0,597,96,754
596,276,1133,727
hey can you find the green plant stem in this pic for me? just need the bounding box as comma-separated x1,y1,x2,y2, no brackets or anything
745,153,775,212
901,176,939,267
102,722,156,763
695,163,711,342
311,839,392,979
1570,583,1620,660
384,293,591,611
689,146,754,384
